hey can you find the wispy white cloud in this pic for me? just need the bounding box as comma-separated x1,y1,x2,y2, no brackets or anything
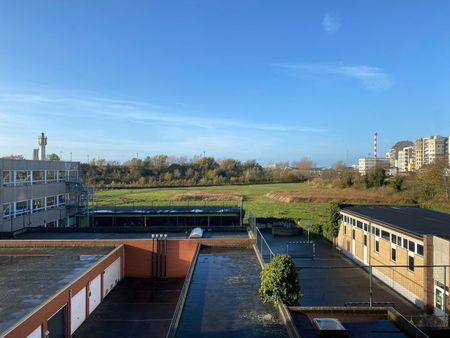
0,92,324,133
322,13,340,35
0,89,329,162
274,63,393,90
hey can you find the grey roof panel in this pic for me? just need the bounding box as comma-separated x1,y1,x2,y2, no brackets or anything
342,206,450,237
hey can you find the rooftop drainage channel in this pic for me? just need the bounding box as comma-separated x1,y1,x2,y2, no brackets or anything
169,245,288,338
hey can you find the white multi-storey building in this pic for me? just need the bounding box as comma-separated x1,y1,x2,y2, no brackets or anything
0,158,82,234
358,157,390,175
397,146,415,173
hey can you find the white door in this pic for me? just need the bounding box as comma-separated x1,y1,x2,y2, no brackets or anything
103,258,121,297
89,275,101,314
27,326,42,338
363,234,368,265
71,287,86,334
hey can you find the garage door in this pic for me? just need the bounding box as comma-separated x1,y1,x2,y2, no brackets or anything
89,274,101,314
103,257,121,297
47,305,67,338
70,287,86,335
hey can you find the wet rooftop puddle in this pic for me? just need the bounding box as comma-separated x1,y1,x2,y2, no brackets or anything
176,246,288,338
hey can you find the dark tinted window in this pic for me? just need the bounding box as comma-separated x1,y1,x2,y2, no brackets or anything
408,256,414,271
417,244,424,256
381,230,390,241
403,238,408,249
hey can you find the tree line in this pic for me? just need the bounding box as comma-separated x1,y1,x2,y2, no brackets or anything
81,155,312,187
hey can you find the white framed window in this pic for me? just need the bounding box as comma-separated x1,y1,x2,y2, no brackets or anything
58,170,66,181
32,170,45,184
15,200,29,215
417,244,424,256
408,255,415,272
58,194,66,206
46,170,57,182
46,196,56,209
16,170,31,186
2,170,12,186
32,198,45,211
2,203,11,219
391,247,396,262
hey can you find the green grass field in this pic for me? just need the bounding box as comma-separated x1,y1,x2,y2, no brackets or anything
93,182,330,226
93,182,450,227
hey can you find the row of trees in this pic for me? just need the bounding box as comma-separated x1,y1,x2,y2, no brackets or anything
81,155,311,187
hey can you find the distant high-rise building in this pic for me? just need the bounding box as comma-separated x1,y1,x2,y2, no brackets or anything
414,136,449,170
397,146,415,173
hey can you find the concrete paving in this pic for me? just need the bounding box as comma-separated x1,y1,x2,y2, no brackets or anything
260,229,423,317
73,278,184,338
0,246,114,336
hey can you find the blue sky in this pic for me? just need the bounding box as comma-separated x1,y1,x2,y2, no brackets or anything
0,1,449,166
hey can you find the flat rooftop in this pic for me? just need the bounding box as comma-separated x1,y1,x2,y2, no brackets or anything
0,245,115,336
92,205,241,215
343,206,450,237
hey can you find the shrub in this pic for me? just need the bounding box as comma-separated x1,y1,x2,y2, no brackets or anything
259,254,301,306
323,202,341,239
391,176,404,192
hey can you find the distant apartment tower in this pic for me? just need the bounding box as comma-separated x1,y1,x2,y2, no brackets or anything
358,158,390,175
414,136,449,170
397,146,415,173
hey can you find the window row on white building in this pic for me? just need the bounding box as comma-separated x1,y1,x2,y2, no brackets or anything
343,215,424,257
1,169,79,186
2,194,73,219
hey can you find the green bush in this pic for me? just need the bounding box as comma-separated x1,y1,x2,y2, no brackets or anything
259,254,301,306
391,176,404,192
323,202,341,239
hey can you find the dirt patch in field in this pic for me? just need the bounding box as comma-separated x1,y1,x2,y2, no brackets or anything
265,188,409,204
172,191,244,202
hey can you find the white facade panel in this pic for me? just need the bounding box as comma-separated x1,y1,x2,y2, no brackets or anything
89,274,102,314
103,257,121,297
70,287,86,335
